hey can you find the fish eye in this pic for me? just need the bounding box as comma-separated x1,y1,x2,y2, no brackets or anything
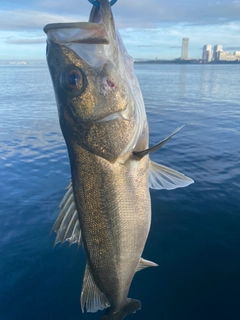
61,66,86,94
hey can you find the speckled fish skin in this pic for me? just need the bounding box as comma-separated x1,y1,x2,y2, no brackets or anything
44,0,151,318
70,138,150,313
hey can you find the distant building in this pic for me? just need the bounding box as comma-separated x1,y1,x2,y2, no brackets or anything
234,51,240,57
218,51,240,61
202,45,213,62
181,38,189,60
213,45,223,60
202,44,240,62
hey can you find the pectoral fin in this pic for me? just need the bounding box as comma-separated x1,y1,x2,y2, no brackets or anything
51,180,82,246
81,264,110,313
148,161,194,190
133,125,184,159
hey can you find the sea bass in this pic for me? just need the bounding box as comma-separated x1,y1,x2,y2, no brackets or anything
44,0,193,319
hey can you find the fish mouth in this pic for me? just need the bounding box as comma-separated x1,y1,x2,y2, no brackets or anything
94,106,131,123
44,22,109,45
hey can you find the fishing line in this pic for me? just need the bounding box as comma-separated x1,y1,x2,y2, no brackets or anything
88,0,118,7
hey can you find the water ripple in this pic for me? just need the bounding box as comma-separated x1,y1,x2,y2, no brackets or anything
1,63,240,320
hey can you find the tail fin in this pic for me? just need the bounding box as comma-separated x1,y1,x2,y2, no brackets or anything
101,299,141,320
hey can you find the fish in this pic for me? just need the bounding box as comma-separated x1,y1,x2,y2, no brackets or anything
43,0,194,319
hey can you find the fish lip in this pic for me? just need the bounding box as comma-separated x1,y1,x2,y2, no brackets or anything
93,108,130,123
68,107,130,128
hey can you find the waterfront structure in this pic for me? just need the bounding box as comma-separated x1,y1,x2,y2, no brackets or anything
202,45,213,62
181,38,189,60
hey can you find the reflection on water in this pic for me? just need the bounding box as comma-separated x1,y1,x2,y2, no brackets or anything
178,65,187,96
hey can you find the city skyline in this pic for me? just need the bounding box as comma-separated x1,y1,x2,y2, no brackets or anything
0,0,240,60
179,40,240,62
201,43,240,62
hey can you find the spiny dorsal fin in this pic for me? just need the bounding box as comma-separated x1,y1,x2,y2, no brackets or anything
148,161,194,190
133,125,184,159
51,180,82,246
136,258,158,272
81,264,110,313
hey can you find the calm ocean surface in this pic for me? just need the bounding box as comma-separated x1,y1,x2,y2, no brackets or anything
0,63,240,320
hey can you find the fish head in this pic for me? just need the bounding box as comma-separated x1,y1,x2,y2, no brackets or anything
44,0,147,161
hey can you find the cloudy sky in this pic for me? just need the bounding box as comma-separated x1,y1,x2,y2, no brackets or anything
0,0,240,60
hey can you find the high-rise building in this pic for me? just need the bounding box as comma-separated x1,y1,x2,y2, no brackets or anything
181,38,189,60
202,45,213,62
213,45,223,60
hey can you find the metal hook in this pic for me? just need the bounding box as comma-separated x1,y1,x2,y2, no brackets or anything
88,0,118,7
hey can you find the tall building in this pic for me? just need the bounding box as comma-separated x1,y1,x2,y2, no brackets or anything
181,38,189,60
213,45,223,60
202,44,213,62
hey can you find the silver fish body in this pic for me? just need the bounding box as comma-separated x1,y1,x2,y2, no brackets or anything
44,1,193,319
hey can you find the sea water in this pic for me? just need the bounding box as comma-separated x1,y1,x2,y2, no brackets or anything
0,63,240,320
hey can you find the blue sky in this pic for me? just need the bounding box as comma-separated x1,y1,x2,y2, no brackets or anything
1,0,240,60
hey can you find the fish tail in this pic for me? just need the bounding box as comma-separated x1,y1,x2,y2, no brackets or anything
101,299,141,320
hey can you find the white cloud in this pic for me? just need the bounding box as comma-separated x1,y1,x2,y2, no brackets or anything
113,0,240,28
0,1,239,60
119,21,240,59
0,9,86,31
4,0,239,30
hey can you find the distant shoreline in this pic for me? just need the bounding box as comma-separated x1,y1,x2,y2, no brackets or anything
1,59,240,66
135,59,240,65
